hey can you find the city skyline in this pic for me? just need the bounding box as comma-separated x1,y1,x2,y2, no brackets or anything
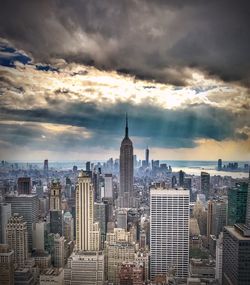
0,1,250,161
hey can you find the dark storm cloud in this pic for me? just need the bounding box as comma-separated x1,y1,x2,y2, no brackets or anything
0,102,248,151
0,1,250,85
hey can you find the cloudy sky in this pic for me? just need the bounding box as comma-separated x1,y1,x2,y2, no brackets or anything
0,0,249,161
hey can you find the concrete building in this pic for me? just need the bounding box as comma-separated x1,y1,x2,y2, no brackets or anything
223,224,250,285
189,259,215,280
207,199,227,239
5,194,39,251
106,243,135,285
31,250,51,269
63,212,74,242
119,262,144,285
54,234,65,268
40,268,64,285
0,203,11,243
150,188,190,280
14,268,35,285
76,170,100,251
32,221,46,251
0,244,14,285
64,251,104,285
104,174,113,198
119,114,134,208
6,214,28,267
49,180,62,211
215,233,223,285
117,209,127,230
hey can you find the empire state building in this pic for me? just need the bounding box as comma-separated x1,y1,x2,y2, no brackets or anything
119,114,134,208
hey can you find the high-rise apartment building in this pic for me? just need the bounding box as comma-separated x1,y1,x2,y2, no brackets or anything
228,182,248,225
76,170,100,251
6,214,28,267
0,244,14,285
150,188,190,280
17,177,32,195
5,194,39,251
201,172,210,199
119,114,134,208
0,203,11,243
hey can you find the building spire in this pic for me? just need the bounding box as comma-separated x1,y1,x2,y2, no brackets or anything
125,113,128,138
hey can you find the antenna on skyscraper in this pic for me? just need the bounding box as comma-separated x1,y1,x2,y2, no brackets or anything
125,112,128,138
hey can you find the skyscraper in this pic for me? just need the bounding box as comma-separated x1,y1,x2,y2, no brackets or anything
6,214,28,267
76,170,100,251
44,159,48,175
5,194,39,251
201,172,210,199
218,159,222,171
49,180,63,236
145,147,149,167
245,171,250,227
17,177,32,195
223,224,250,285
104,174,113,198
119,114,134,208
0,203,11,243
49,180,62,211
179,170,185,187
150,188,190,280
228,182,248,225
207,199,227,239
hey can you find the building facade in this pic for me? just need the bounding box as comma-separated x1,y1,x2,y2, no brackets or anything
150,188,190,280
6,214,28,267
76,170,100,251
223,224,250,285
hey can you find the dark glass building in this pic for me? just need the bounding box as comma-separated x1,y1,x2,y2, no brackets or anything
223,224,250,285
228,182,248,225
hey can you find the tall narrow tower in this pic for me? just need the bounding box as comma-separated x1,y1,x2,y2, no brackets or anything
49,180,62,211
145,147,149,167
76,170,100,251
119,114,134,208
245,171,250,227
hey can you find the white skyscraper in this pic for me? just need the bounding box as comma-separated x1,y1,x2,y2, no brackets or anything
150,188,190,280
76,170,100,251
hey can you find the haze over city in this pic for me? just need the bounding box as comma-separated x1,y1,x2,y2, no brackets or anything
0,1,249,161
